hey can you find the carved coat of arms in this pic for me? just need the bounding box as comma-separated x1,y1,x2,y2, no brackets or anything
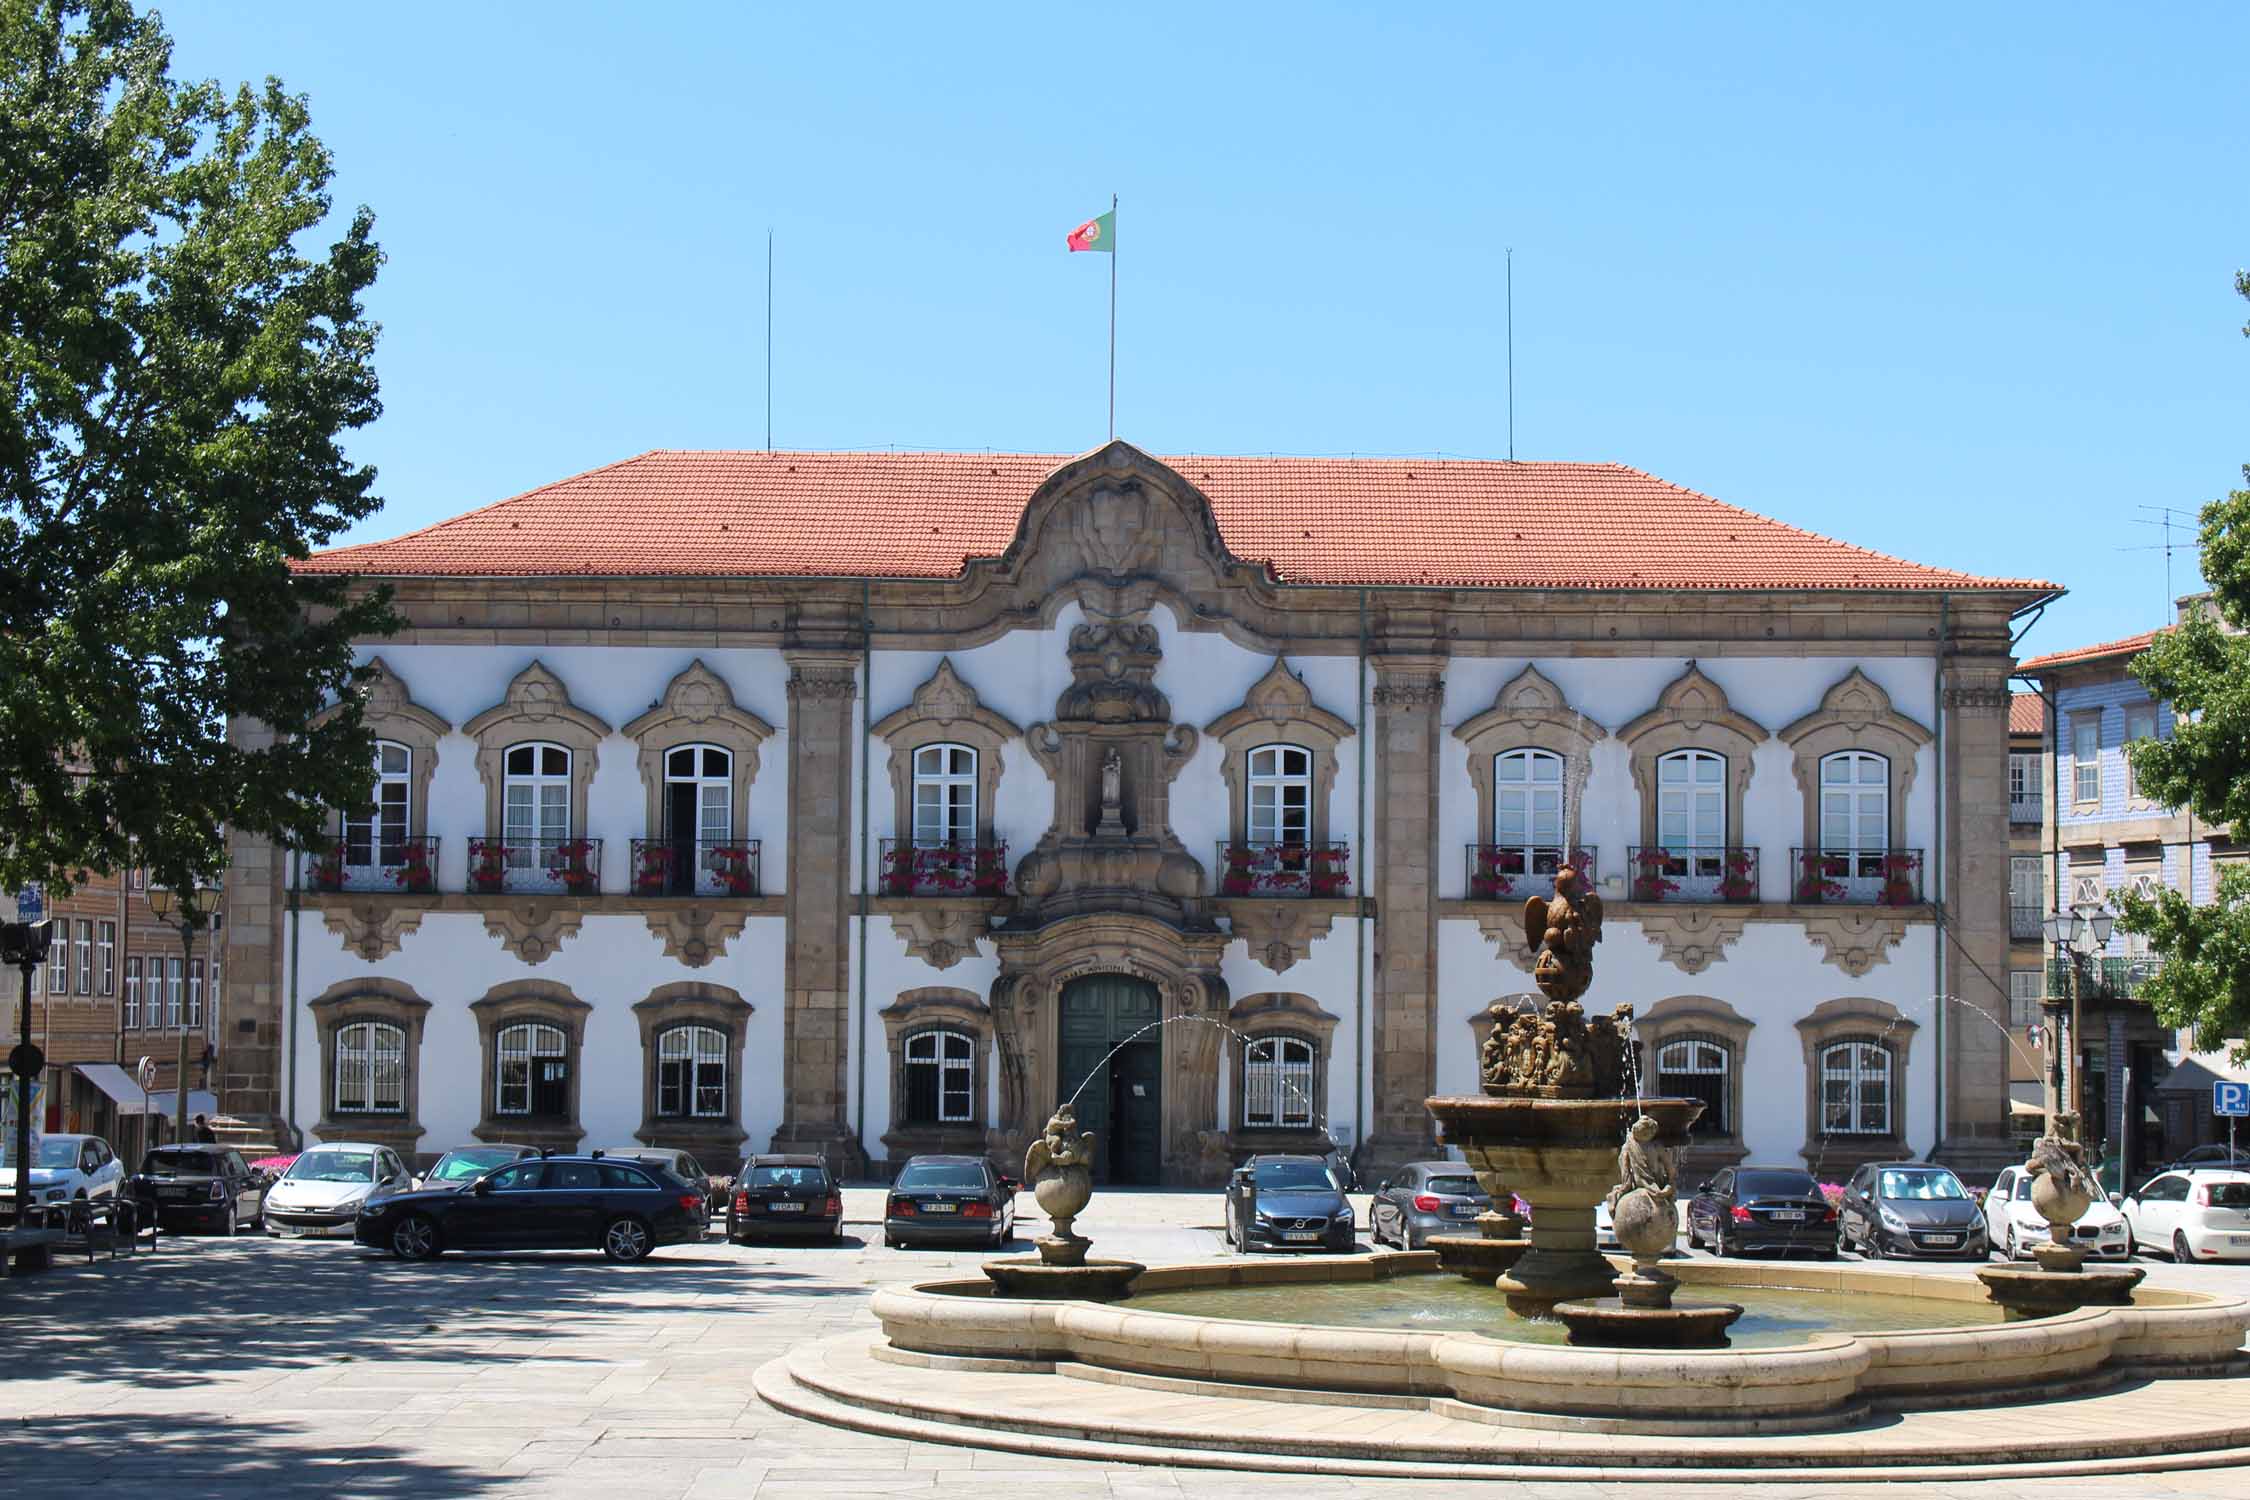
1074,485,1149,574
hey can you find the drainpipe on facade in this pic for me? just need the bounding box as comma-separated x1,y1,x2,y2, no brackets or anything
853,578,872,1169
1932,593,1947,1156
1354,587,1369,1159
284,848,302,1148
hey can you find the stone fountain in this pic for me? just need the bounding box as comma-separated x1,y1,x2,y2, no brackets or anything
1425,866,1724,1338
981,1105,1145,1300
1551,1113,1743,1345
1977,1115,2144,1320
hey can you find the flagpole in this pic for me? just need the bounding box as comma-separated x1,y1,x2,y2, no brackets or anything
1107,193,1118,442
1505,246,1515,462
765,229,774,452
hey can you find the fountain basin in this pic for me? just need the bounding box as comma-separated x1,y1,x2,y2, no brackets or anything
1425,1233,1529,1282
871,1250,2250,1432
1552,1295,1745,1348
981,1256,1145,1300
1977,1262,2146,1320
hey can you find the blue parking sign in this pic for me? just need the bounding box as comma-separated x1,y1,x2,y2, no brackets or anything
2216,1081,2250,1118
13,885,41,922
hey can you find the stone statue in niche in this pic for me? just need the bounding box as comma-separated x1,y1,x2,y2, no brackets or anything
1100,747,1123,812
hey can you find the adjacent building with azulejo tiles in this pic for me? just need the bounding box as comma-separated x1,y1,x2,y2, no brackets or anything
217,441,2054,1185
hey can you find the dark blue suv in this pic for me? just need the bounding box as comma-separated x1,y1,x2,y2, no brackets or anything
1223,1154,1357,1253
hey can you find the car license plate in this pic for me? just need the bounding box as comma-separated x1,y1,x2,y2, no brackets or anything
1923,1234,1959,1246
1282,1231,1320,1241
1770,1210,1805,1222
2231,1235,2250,1246
160,1186,191,1200
278,1226,304,1238
1451,1204,1479,1217
923,1202,958,1214
770,1202,806,1213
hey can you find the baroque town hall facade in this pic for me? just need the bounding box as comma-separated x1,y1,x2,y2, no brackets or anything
216,443,2050,1184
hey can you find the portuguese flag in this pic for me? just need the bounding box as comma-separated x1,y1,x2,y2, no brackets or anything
1066,209,1114,253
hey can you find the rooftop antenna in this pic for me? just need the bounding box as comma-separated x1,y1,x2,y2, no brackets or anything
2121,504,2203,607
1506,247,1515,462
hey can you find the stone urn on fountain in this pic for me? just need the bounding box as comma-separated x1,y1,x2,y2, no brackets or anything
981,1105,1145,1300
1977,1115,2144,1319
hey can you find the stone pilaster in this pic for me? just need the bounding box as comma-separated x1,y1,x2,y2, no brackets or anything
769,649,870,1175
1937,653,2018,1175
1360,654,1445,1176
220,717,294,1146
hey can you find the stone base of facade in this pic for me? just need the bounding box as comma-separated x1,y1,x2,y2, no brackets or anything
770,1120,871,1180
1356,1128,1440,1184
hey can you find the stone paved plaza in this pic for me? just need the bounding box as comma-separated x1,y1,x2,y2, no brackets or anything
4,1189,2249,1498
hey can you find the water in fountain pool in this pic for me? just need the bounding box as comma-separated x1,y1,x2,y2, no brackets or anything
1123,1272,2002,1348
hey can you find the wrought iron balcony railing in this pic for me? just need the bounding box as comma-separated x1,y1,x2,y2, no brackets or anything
2010,903,2043,941
878,838,1010,897
2009,793,2044,826
302,835,440,895
1465,845,1596,903
629,838,761,898
2047,953,2164,1001
1624,846,1759,903
1790,847,1924,906
466,836,602,897
1215,841,1352,898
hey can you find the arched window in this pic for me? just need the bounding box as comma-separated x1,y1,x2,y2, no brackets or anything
1492,748,1565,876
655,1024,728,1120
335,1021,405,1113
902,1029,975,1125
496,1022,568,1118
345,740,412,873
1819,1040,1893,1136
503,741,573,864
1246,745,1313,846
1657,1037,1730,1138
1241,1034,1318,1129
1819,751,1888,854
911,743,977,848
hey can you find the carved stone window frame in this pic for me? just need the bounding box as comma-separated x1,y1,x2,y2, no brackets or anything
878,987,993,1161
307,977,430,1157
1454,665,1604,848
314,657,450,840
1206,659,1354,845
1778,669,1932,851
1222,992,1340,1147
1794,996,1918,1170
1637,994,1754,1172
468,979,591,1153
631,981,754,1168
622,660,773,839
462,662,613,839
871,659,1022,845
1617,664,1766,849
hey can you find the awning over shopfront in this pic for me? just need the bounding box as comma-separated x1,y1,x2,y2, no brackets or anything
2154,1050,2250,1096
74,1063,152,1109
2008,1081,2047,1119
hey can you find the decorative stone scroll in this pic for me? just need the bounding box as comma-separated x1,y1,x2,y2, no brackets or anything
1222,899,1344,975
884,899,993,971
1633,907,1749,975
320,902,425,963
1799,909,1910,978
479,901,585,965
641,904,752,968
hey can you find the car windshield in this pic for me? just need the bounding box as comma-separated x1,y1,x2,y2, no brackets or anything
1878,1169,1966,1201
2015,1177,2035,1200
1425,1175,1482,1197
33,1139,81,1168
1254,1160,1335,1192
1736,1171,1818,1197
752,1166,828,1188
286,1150,375,1184
142,1149,218,1174
2210,1183,2250,1209
896,1163,986,1191
428,1151,514,1182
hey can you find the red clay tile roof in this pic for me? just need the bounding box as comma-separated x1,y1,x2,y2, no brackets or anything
297,448,2059,593
2018,630,2162,672
2008,692,2046,736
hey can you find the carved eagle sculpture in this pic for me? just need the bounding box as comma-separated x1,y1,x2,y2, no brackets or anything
1522,863,1603,1005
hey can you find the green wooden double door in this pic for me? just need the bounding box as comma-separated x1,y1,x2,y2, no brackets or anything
1057,974,1164,1185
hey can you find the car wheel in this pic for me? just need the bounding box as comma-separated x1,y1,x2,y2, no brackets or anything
389,1213,441,1261
2174,1230,2194,1263
1714,1228,1735,1259
222,1201,237,1237
603,1216,653,1263
2004,1224,2019,1261
882,1232,899,1249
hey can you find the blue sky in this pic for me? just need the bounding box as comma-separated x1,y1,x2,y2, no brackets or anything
162,2,2248,657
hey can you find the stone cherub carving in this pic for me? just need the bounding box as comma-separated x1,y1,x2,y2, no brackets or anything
1024,1105,1098,1264
2024,1113,2101,1246
1480,997,1635,1098
1607,1114,1683,1300
1522,862,1603,1006
1606,1114,1673,1214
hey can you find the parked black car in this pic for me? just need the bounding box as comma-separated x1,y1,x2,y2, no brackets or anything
882,1155,1016,1249
355,1154,710,1262
1369,1160,1490,1249
128,1144,269,1236
591,1146,724,1212
728,1154,843,1242
1224,1154,1357,1253
2164,1144,2250,1174
1685,1165,1838,1257
417,1144,539,1189
1837,1161,1987,1260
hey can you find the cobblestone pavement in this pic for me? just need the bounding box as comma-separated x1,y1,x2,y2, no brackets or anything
1,1188,2246,1498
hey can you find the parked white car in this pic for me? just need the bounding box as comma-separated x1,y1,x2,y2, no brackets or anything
262,1142,413,1238
2,1133,125,1215
2122,1169,2250,1263
1983,1163,2130,1261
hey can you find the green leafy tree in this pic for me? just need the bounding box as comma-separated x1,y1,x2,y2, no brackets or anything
2116,272,2250,1057
0,0,394,907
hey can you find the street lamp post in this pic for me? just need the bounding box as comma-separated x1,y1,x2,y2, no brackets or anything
146,882,214,1146
1,918,55,1221
2041,903,2115,1134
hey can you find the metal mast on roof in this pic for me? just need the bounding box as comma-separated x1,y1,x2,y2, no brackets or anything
1109,192,1118,442
1506,247,1515,462
765,229,774,451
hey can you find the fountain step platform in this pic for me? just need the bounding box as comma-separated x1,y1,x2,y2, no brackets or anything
762,1327,2250,1482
